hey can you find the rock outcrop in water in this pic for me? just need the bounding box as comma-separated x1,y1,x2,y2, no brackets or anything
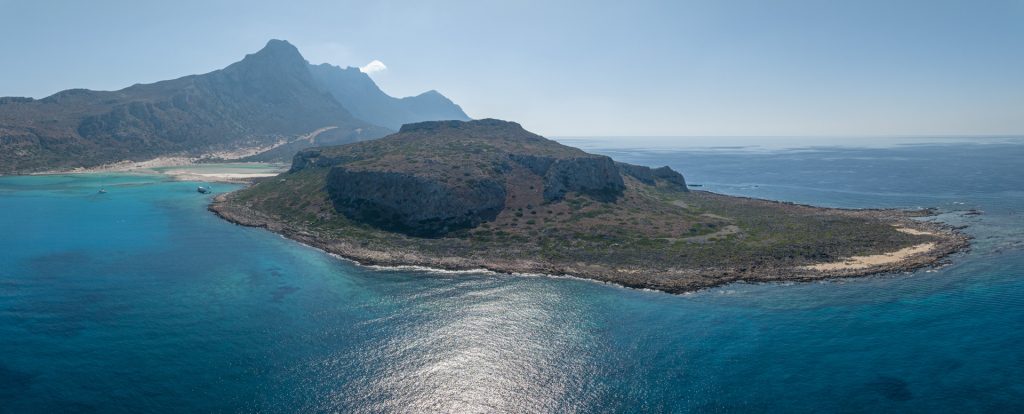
212,118,966,294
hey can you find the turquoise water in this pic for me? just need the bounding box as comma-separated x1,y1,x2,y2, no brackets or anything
1,141,1022,413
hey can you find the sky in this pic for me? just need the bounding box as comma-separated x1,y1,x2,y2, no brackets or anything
1,0,1022,137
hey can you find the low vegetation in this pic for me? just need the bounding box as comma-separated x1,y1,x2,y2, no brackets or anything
212,119,967,293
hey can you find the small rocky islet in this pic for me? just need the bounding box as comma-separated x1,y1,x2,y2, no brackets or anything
211,119,968,293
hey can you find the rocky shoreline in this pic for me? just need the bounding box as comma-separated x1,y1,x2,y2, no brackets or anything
206,119,972,295
209,191,970,294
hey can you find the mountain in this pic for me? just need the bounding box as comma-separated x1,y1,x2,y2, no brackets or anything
0,40,468,174
211,119,963,293
308,63,470,130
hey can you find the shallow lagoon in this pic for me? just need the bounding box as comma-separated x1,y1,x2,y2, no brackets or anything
1,140,1022,412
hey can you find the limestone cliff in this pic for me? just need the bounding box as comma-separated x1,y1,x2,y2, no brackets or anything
285,119,686,236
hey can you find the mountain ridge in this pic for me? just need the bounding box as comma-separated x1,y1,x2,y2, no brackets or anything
308,63,469,130
0,39,468,173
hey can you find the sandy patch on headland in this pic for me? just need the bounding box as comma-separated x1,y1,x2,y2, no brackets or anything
895,227,936,236
802,242,938,271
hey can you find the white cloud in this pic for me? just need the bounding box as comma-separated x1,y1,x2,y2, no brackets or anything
359,60,387,74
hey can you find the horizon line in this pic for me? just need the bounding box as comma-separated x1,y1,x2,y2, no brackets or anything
550,134,1024,139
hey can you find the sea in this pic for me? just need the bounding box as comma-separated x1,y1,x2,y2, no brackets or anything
1,137,1022,413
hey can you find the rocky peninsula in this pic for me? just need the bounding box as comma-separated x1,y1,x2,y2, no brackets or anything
210,119,968,294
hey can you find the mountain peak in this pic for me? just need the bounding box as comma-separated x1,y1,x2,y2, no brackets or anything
259,39,300,55
232,39,307,71
415,90,443,98
308,63,470,130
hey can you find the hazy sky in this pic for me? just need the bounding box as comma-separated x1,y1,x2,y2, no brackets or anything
1,0,1022,136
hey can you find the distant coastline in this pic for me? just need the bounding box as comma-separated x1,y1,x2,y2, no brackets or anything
27,156,287,184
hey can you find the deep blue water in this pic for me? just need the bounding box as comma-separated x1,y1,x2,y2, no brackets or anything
1,140,1023,413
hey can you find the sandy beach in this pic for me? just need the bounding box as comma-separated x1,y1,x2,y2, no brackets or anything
799,226,944,272
802,242,940,272
157,165,287,183
34,156,287,183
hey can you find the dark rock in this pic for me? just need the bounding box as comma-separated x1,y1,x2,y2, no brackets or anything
616,162,657,184
652,166,687,187
617,162,688,190
326,166,506,237
541,156,624,202
510,154,624,201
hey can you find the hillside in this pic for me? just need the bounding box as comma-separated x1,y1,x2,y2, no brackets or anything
309,63,470,130
211,119,968,293
0,40,469,174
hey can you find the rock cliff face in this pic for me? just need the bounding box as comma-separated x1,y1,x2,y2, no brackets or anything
617,162,688,188
326,167,506,237
284,119,686,237
652,166,687,187
511,154,624,201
